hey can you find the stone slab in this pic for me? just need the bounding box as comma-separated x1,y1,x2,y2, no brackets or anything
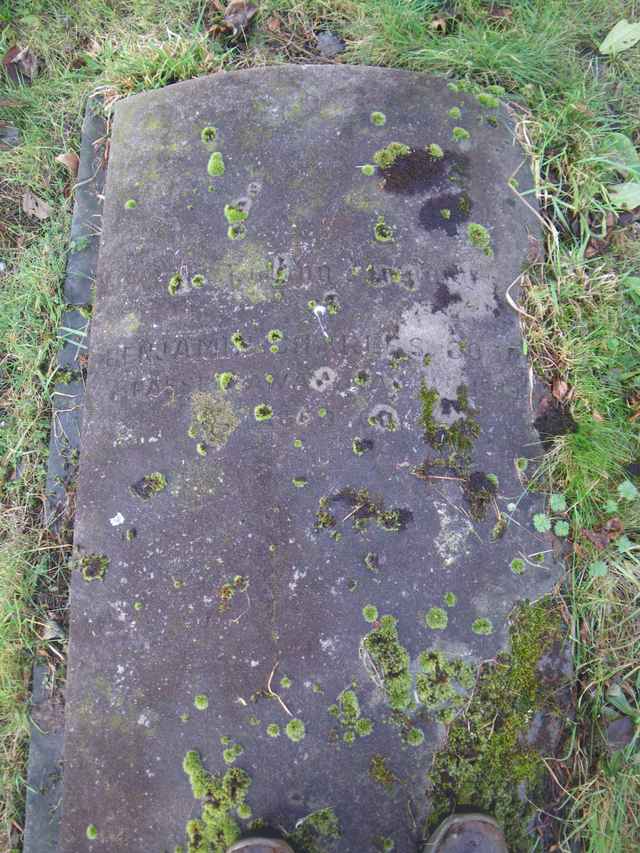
22,665,65,853
61,66,560,853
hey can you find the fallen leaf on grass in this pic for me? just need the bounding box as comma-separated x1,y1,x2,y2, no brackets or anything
488,5,513,21
55,151,80,180
552,378,570,402
600,132,640,178
22,189,51,221
223,0,258,36
609,181,640,211
265,15,282,33
599,20,640,55
582,517,624,550
2,45,39,82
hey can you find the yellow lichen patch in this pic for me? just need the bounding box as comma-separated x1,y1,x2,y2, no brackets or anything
190,391,240,449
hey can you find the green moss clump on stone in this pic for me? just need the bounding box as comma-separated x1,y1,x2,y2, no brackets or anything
227,224,247,240
201,126,217,144
192,274,205,288
374,215,394,242
406,727,424,747
428,601,563,849
416,651,476,721
287,808,340,851
419,382,440,443
285,718,305,742
266,723,280,737
472,617,494,636
216,372,236,391
362,615,412,711
292,476,308,488
352,437,366,456
452,126,471,142
223,743,244,765
361,163,375,176
124,199,137,209
371,111,387,126
194,694,209,711
369,755,396,790
131,471,167,499
267,329,283,344
477,92,500,109
428,143,444,158
168,272,183,295
444,592,457,607
510,558,525,575
362,604,378,623
448,107,462,120
440,208,451,219
425,607,448,630
231,331,248,352
373,142,410,168
180,750,251,853
86,824,98,840
467,223,493,257
207,151,225,177
224,204,248,225
280,675,292,689
79,553,108,582
254,404,273,422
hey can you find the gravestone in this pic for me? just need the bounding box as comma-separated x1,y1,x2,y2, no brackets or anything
61,65,560,853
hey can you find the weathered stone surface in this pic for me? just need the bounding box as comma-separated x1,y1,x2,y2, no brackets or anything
61,66,561,852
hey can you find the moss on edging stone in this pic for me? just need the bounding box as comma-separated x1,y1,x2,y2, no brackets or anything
426,599,564,851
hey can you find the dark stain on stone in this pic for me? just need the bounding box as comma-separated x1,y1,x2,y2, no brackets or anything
380,149,447,195
440,397,463,416
463,471,497,521
431,280,462,314
419,192,471,236
533,396,578,448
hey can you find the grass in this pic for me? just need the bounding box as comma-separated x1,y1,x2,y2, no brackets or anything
1,0,639,850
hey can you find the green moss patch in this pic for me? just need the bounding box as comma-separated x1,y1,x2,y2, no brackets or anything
179,750,251,852
428,601,563,850
287,808,341,853
78,553,108,582
361,615,412,711
373,142,410,168
207,151,225,177
130,471,167,499
467,222,493,257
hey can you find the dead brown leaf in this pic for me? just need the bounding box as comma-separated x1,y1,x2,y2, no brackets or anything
3,45,39,83
223,0,258,35
55,151,80,180
22,189,51,221
265,15,282,34
488,5,513,21
552,377,569,402
581,517,624,550
527,235,544,265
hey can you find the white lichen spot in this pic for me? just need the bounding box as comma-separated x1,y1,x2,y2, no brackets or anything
309,366,337,392
434,500,473,567
109,512,125,527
